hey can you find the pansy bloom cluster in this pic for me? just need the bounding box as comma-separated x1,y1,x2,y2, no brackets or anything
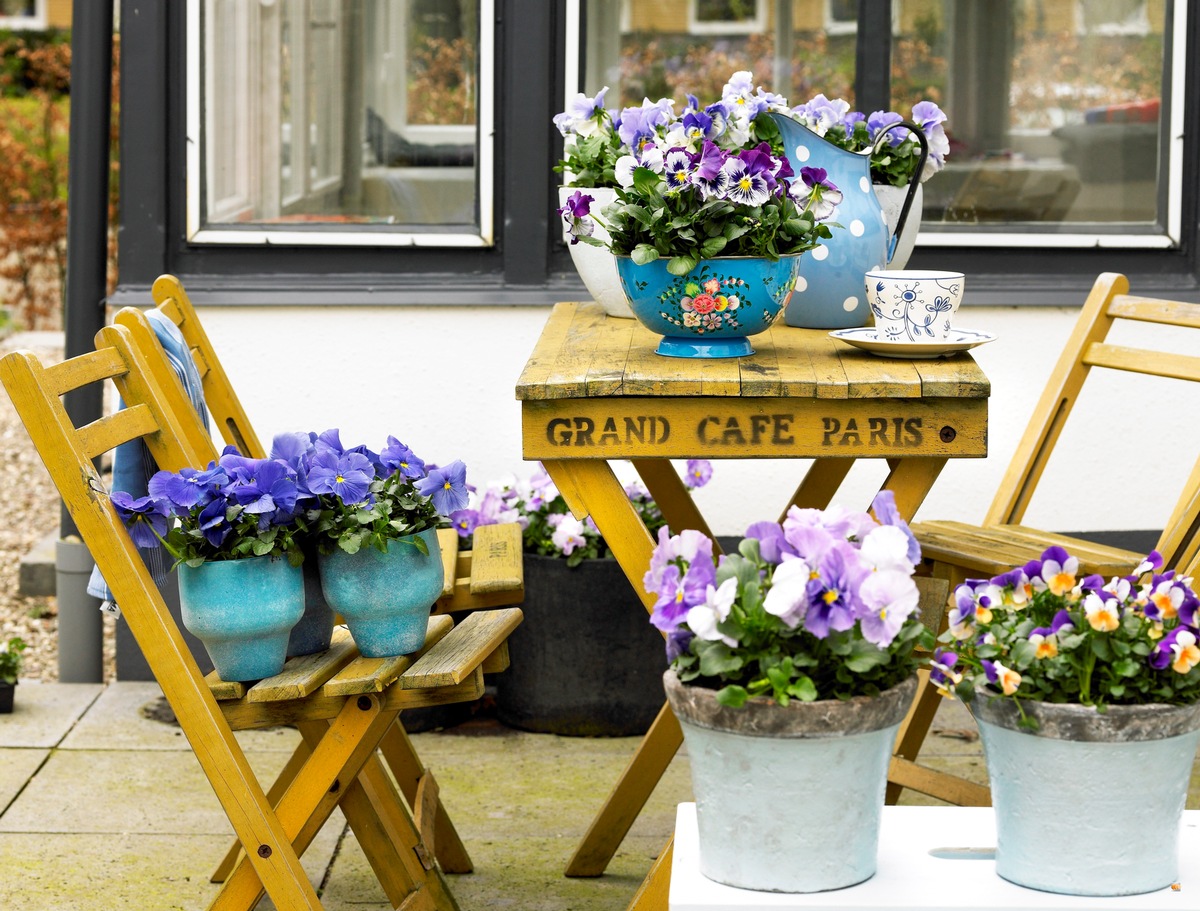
451,460,713,569
270,429,468,557
113,430,469,566
560,141,838,277
787,93,950,187
113,450,308,567
553,72,949,191
647,491,932,708
932,546,1200,717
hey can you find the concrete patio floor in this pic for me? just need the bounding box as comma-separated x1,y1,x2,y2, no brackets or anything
4,680,1192,910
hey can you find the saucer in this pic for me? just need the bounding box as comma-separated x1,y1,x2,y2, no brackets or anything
829,327,997,359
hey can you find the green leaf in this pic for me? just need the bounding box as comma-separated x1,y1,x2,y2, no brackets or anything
700,236,728,258
844,639,889,673
790,675,818,702
1113,657,1140,677
666,254,699,276
1091,636,1112,661
716,685,749,708
631,244,660,265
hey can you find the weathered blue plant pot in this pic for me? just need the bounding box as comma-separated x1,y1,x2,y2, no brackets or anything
178,555,305,682
317,528,443,658
615,255,801,358
974,696,1200,896
287,555,336,658
664,670,917,893
768,112,926,329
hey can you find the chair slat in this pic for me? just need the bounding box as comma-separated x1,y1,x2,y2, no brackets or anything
401,608,523,689
321,614,455,696
437,527,459,599
1108,295,1200,328
466,522,524,594
41,345,127,397
246,627,359,703
77,404,160,461
1083,342,1200,381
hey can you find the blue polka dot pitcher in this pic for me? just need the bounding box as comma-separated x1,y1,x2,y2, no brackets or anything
768,112,927,329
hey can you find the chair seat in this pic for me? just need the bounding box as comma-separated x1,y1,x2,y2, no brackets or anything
208,608,522,728
913,520,1143,581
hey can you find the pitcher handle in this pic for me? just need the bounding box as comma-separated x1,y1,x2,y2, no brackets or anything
872,120,929,263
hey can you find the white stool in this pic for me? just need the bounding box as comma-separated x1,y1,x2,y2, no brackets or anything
669,804,1200,911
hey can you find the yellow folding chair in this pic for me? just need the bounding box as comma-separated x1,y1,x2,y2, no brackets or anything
896,272,1200,805
107,275,525,880
1,326,521,910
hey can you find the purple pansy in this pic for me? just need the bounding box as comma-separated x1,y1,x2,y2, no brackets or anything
111,491,170,549
415,460,469,515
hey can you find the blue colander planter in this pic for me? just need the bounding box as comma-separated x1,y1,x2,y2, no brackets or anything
615,255,801,358
317,528,443,658
178,555,305,682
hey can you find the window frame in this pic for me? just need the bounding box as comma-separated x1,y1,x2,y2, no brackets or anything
686,0,766,36
184,0,497,249
0,0,44,30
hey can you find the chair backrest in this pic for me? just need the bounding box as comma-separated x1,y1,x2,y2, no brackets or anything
986,272,1200,569
114,274,265,458
0,327,318,900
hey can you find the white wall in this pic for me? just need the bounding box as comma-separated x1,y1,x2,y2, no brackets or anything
193,303,1200,539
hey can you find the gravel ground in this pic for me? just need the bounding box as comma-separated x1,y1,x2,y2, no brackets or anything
0,332,118,682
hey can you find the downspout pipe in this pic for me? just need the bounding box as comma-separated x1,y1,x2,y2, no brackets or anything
57,0,115,683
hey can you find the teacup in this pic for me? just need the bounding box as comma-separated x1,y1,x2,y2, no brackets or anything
865,270,965,342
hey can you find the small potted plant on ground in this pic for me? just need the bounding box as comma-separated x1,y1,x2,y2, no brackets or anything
113,451,308,682
933,546,1200,896
647,491,930,893
0,636,28,713
453,460,712,735
275,429,468,659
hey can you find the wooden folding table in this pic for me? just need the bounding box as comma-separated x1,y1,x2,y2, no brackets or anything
515,301,991,904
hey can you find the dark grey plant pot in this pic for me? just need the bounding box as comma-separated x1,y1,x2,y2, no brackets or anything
494,553,668,736
0,682,15,714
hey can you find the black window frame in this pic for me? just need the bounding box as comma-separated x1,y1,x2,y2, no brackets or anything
113,0,1200,309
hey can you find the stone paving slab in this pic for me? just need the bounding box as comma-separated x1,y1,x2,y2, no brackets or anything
0,747,295,835
0,681,102,747
60,680,302,752
0,832,232,910
0,747,46,815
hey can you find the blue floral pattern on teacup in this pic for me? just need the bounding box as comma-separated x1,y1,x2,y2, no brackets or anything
868,275,962,341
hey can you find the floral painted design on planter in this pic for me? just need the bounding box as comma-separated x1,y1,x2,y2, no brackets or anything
615,255,801,358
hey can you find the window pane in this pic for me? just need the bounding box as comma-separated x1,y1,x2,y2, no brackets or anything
892,0,1167,231
587,0,855,113
200,0,480,234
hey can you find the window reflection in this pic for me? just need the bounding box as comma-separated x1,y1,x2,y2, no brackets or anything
201,0,479,232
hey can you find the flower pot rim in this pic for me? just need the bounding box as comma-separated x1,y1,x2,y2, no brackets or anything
663,668,917,739
971,694,1200,742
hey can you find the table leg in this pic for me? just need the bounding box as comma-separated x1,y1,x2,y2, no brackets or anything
632,458,716,540
564,701,684,877
880,457,948,521
625,836,674,911
777,458,854,521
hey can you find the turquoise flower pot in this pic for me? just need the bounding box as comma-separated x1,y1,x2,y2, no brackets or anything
178,555,305,682
317,528,443,658
974,696,1200,896
615,255,801,358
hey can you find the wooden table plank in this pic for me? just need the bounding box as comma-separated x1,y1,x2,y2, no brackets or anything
823,331,923,398
737,326,783,397
585,317,636,396
515,302,592,401
769,325,821,397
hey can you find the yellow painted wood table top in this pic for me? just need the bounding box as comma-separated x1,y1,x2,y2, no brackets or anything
516,301,990,463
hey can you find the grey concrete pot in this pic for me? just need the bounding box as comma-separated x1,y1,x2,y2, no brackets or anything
973,695,1200,895
664,670,917,893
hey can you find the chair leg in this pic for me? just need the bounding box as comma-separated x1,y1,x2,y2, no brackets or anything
209,695,399,911
379,723,473,873
347,755,460,911
212,736,314,883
